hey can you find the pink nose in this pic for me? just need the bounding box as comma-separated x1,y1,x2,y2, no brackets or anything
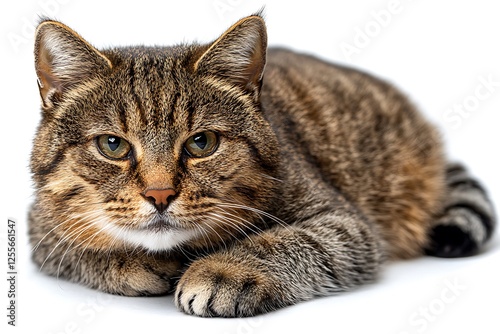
143,188,176,212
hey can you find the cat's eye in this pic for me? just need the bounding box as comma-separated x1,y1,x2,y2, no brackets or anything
96,135,132,160
184,131,219,158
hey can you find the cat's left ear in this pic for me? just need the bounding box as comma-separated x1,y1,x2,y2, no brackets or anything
194,14,267,100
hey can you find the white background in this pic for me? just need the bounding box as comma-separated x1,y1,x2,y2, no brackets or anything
1,0,500,333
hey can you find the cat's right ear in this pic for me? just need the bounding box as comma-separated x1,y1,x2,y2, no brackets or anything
34,20,112,109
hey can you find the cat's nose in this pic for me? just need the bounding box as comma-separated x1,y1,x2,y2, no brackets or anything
143,188,176,213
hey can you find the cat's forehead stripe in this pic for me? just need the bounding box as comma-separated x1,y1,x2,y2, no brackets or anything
127,57,149,126
123,54,192,132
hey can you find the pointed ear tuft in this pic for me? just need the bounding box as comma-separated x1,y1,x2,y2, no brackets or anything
34,20,112,109
194,15,267,99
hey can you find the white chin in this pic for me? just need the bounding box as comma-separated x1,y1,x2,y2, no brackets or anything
105,225,199,251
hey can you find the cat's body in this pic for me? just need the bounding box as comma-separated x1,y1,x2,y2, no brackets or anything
30,15,495,317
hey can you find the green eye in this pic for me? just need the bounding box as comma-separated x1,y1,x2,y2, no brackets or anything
184,131,219,158
96,135,131,160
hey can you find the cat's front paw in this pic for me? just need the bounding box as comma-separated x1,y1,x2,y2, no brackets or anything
175,254,280,317
109,253,182,296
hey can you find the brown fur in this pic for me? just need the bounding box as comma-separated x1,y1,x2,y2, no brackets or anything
30,14,495,317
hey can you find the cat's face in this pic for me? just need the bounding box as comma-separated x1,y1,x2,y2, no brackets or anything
31,16,279,251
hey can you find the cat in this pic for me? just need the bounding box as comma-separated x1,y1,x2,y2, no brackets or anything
30,13,496,317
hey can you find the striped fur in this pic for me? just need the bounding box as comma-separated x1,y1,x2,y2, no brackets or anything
425,164,496,257
29,15,496,317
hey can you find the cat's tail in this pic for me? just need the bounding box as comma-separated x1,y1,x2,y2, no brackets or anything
425,163,496,258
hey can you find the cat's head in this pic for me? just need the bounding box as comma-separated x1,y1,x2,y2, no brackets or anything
31,15,280,252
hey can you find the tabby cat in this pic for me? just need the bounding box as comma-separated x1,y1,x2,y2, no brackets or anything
30,14,495,317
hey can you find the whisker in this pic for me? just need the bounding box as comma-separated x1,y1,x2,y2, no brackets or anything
38,220,83,272
258,172,283,183
198,219,229,252
72,221,113,271
57,222,97,281
206,212,255,245
38,210,106,272
55,212,108,276
31,221,67,253
216,202,288,228
213,208,265,235
194,224,216,253
214,201,304,246
73,217,136,278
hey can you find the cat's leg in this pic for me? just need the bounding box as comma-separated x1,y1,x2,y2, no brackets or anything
425,163,496,257
29,208,184,296
174,206,384,317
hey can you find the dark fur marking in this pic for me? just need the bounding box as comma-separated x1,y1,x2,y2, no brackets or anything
235,278,257,316
117,104,129,133
448,178,486,193
36,149,65,177
445,202,494,237
128,59,148,125
167,92,181,125
218,169,238,182
74,170,100,185
233,184,257,201
446,164,466,175
117,258,126,270
198,188,216,200
240,136,277,174
176,289,183,308
206,273,224,316
187,295,196,315
61,185,84,202
186,99,195,131
426,225,478,258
